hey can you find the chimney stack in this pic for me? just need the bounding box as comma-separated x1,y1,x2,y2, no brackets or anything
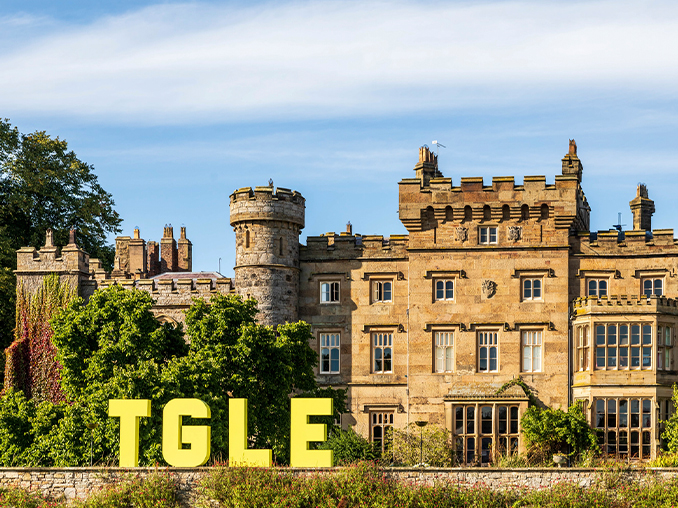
630,184,655,231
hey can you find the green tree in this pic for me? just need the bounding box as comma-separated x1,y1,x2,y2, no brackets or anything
0,119,121,353
521,404,598,461
43,288,334,466
170,293,322,463
50,285,187,465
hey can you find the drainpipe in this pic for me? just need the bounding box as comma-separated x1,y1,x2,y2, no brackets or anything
406,264,410,429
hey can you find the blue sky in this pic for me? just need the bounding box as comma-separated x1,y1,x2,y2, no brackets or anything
3,0,678,276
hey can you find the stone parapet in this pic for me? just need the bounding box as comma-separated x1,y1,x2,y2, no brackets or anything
572,295,678,315
399,169,587,237
96,278,232,294
230,186,305,228
302,234,409,261
571,229,677,253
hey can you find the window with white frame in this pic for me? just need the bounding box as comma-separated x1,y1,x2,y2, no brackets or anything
642,278,664,297
435,279,454,301
594,398,652,460
435,331,454,372
522,278,542,301
319,332,340,374
370,411,394,453
587,278,608,297
372,280,392,303
479,226,497,245
595,323,652,370
522,330,542,372
658,325,673,371
576,325,590,371
478,331,498,372
373,332,393,373
320,281,340,303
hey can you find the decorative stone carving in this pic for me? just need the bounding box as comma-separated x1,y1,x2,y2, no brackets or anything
115,239,129,272
569,138,577,155
455,227,468,242
508,226,522,242
482,279,497,298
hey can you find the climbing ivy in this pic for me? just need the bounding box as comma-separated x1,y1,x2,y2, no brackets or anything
4,274,74,402
495,376,540,407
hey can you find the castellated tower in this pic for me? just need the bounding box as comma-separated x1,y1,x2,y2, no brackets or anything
229,186,305,327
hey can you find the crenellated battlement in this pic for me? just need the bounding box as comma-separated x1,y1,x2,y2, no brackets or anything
301,232,409,261
400,173,585,233
15,230,91,297
229,186,305,228
16,230,89,275
571,229,677,254
399,141,591,235
573,294,678,315
86,277,233,324
96,277,232,294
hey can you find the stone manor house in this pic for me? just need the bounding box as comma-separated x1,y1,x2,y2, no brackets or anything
15,141,678,464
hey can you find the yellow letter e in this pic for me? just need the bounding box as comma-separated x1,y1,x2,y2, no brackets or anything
290,398,333,467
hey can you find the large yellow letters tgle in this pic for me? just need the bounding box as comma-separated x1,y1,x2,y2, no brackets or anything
108,398,333,468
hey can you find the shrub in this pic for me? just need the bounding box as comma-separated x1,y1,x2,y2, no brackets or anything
661,384,678,453
0,486,59,508
317,427,379,466
521,404,598,462
387,423,454,467
73,471,179,508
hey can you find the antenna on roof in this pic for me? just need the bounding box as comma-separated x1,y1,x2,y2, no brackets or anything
613,212,626,232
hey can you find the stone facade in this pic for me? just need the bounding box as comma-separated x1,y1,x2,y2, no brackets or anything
16,140,678,463
295,141,678,464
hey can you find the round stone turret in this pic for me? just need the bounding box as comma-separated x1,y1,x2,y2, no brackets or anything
229,186,305,327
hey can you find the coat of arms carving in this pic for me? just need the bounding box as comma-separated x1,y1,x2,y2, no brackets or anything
455,227,468,242
482,279,497,298
507,226,522,242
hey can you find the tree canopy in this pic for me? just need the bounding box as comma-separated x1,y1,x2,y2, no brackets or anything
0,119,121,351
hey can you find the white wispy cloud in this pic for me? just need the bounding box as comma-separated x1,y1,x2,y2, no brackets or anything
2,0,678,124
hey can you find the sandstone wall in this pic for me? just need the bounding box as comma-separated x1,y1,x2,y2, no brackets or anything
4,467,678,505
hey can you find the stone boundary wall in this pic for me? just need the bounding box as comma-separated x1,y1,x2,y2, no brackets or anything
3,467,678,505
